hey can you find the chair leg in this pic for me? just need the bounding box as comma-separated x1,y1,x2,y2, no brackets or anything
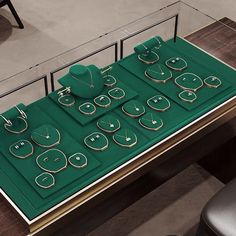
196,224,205,236
195,221,205,236
5,0,24,28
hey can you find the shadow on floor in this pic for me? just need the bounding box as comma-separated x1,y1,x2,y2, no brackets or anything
0,14,12,43
183,223,199,236
0,7,69,81
199,136,236,184
53,165,222,236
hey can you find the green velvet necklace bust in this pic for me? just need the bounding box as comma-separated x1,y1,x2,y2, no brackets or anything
59,64,104,99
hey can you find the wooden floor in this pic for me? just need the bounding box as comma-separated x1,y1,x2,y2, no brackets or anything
0,18,235,236
186,17,236,68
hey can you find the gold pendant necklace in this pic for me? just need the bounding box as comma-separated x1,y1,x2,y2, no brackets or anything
113,129,138,148
70,68,95,88
31,125,61,148
148,65,165,75
33,127,50,139
141,113,156,124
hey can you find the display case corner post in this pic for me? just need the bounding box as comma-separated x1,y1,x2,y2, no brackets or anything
43,75,49,95
50,72,55,92
115,42,118,62
174,14,179,42
120,39,124,59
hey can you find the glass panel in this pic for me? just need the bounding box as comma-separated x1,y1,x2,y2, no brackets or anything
0,0,235,111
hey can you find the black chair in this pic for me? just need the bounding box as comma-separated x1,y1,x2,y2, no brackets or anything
0,0,24,28
196,178,236,236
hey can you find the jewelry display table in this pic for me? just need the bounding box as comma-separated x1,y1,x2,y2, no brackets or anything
0,3,236,235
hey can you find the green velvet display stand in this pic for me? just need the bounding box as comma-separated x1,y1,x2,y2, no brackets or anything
59,64,104,99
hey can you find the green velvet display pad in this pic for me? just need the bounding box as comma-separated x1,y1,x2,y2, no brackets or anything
119,43,231,111
0,106,101,200
49,79,138,125
0,37,236,221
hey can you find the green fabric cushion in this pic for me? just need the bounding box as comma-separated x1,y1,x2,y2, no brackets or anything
59,64,104,99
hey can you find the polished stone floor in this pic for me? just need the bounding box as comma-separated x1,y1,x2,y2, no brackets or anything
54,164,223,236
90,165,223,236
0,0,235,81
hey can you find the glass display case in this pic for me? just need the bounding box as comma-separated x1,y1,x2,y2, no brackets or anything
0,1,235,235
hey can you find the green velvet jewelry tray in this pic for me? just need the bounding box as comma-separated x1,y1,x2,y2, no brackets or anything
49,79,138,125
0,37,236,221
0,106,101,201
119,42,231,111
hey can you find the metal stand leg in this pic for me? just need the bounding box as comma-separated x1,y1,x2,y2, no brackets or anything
6,0,24,29
195,221,209,236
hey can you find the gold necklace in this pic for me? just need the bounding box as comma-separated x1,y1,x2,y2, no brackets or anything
33,127,50,139
70,68,95,88
115,130,131,142
141,113,157,124
101,120,115,128
148,65,165,75
126,102,141,111
113,129,138,148
31,127,61,148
